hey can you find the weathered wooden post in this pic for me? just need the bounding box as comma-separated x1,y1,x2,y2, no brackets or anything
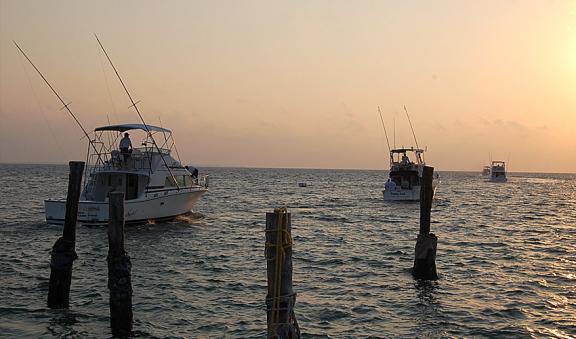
412,166,439,280
107,192,133,337
47,161,85,308
265,208,300,339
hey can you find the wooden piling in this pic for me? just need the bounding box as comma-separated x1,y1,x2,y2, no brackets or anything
47,161,85,308
413,166,439,280
265,208,300,339
107,192,133,337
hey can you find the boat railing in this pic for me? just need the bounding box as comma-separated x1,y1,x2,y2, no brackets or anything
88,149,154,173
143,175,209,198
390,162,421,172
134,146,170,155
199,175,209,188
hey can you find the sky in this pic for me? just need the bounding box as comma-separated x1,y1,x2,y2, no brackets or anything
1,0,575,172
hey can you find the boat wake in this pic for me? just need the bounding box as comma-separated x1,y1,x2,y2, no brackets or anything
174,211,205,223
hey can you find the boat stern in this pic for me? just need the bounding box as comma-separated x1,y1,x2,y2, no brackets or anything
45,199,108,225
45,199,66,225
383,178,438,201
383,187,421,201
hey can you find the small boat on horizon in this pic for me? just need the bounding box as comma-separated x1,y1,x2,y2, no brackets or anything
481,165,491,176
45,124,208,225
488,160,507,182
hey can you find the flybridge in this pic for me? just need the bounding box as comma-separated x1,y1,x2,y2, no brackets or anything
390,147,425,153
94,124,171,133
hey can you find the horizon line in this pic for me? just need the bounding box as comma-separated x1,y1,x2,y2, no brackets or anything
0,161,574,175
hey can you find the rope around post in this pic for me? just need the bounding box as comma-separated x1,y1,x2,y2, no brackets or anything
265,207,300,339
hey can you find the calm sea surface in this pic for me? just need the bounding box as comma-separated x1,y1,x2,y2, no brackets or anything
0,164,575,338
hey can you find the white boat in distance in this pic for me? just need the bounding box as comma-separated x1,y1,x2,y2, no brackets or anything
489,160,507,182
45,124,208,225
383,147,438,201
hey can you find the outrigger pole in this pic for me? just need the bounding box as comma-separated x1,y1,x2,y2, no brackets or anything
13,41,99,156
377,106,391,153
403,105,420,149
94,34,180,189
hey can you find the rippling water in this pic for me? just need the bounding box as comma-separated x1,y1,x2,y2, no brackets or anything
0,164,575,338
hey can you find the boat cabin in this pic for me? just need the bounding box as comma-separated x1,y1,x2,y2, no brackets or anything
84,172,149,201
81,123,197,202
490,161,506,179
388,147,425,189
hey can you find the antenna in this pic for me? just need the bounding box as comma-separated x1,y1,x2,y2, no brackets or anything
377,106,391,152
13,41,99,155
393,117,396,149
403,105,419,149
98,47,119,124
94,34,180,189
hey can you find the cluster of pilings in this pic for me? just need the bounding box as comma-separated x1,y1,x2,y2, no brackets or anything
48,162,438,338
47,162,132,337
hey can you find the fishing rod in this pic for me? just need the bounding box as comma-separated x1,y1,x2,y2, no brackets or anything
16,47,67,162
13,40,100,156
94,33,180,189
403,105,420,149
377,106,391,153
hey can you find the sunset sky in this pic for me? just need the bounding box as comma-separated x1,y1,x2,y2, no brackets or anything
1,0,575,172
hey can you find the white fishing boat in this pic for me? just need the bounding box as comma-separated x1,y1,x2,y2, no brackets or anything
13,37,210,226
481,165,491,176
377,106,438,201
489,161,507,182
45,124,208,225
383,147,437,201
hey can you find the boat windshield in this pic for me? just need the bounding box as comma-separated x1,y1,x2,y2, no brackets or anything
134,146,171,155
389,148,424,167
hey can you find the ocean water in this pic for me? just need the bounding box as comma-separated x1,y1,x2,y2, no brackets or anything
0,164,575,338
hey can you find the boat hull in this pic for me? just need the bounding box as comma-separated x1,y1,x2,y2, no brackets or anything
383,181,438,201
383,186,421,201
45,188,207,225
489,176,507,183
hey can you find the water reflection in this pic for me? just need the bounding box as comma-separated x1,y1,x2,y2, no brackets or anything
47,309,80,335
1,166,575,337
412,280,444,336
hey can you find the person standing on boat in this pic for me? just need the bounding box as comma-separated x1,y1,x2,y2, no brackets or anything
185,165,199,184
119,132,133,164
401,153,409,165
385,178,397,191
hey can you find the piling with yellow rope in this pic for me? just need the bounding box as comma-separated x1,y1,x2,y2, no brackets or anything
265,208,300,339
